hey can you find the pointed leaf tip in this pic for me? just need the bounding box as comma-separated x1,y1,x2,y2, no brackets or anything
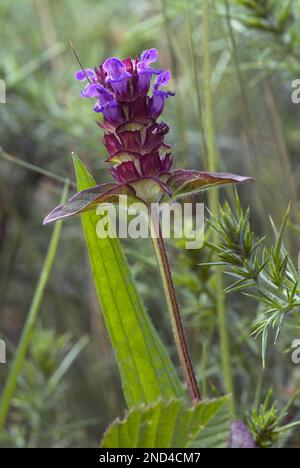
166,170,253,200
43,183,137,225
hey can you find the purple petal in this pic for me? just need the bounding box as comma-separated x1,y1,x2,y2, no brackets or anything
94,100,104,113
102,104,124,126
103,57,132,83
228,421,256,449
96,86,116,106
75,68,95,81
81,83,103,98
137,70,153,95
81,84,120,118
140,48,158,65
149,90,173,119
154,70,172,91
136,49,159,94
103,57,132,96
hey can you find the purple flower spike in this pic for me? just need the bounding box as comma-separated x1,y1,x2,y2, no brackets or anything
103,57,132,96
75,68,96,81
228,421,256,449
44,47,253,223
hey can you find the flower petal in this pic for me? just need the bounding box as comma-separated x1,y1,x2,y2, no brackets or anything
140,48,159,65
75,68,95,81
43,183,137,225
103,57,132,82
166,170,253,200
228,421,256,449
154,70,172,91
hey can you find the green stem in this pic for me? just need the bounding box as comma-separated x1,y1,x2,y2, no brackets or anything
0,147,76,187
186,0,208,166
278,421,300,432
150,208,201,403
223,0,266,225
0,180,69,432
202,0,235,416
161,0,188,160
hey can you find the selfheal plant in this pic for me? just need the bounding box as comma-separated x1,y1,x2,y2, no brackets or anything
44,48,252,403
44,48,251,223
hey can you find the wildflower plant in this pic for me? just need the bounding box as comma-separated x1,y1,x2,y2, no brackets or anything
43,49,250,222
42,48,252,447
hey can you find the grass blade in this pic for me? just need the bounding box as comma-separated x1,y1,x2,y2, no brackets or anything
0,179,70,432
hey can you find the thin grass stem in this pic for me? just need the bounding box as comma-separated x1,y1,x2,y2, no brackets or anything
0,180,69,432
203,0,235,417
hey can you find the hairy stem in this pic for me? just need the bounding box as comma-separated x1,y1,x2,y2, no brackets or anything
150,208,201,403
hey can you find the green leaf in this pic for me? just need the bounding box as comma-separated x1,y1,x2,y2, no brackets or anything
73,155,184,407
43,183,138,225
101,397,231,448
166,170,253,201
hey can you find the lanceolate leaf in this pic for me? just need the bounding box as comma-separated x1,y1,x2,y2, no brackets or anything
73,155,184,407
43,183,138,225
166,170,253,201
101,397,231,448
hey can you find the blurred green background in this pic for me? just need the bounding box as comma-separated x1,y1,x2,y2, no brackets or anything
0,0,300,447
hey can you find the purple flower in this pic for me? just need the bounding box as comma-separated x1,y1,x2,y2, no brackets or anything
154,70,171,91
137,48,159,95
103,57,132,97
81,83,124,125
75,68,96,82
228,421,256,449
149,71,175,119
